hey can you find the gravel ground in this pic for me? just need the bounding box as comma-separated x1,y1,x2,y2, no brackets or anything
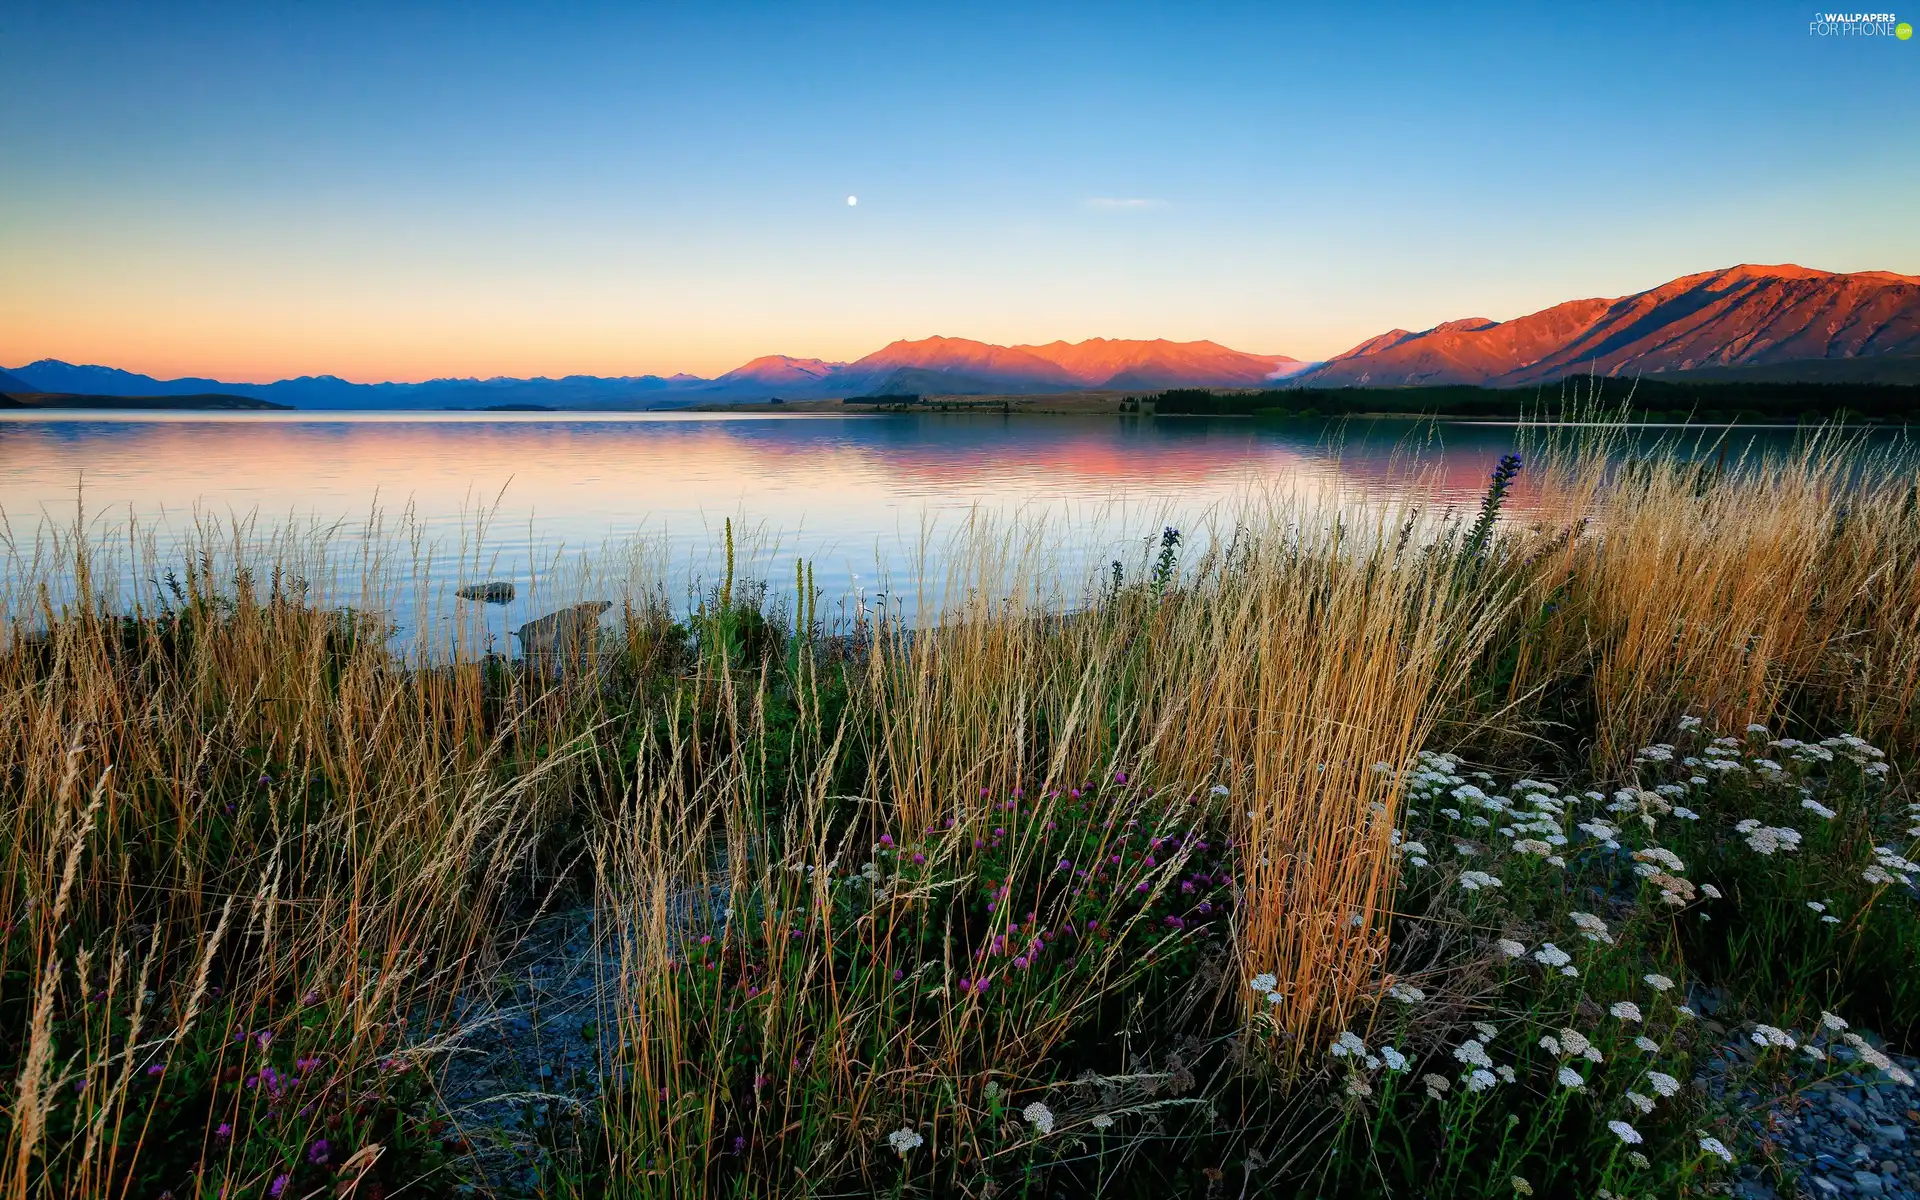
431,907,620,1194
422,879,725,1195
1690,989,1920,1199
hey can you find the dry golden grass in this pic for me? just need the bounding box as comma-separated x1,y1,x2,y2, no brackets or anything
1,428,1915,1196
1498,428,1920,769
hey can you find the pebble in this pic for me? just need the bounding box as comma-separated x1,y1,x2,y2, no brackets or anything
1694,1001,1920,1199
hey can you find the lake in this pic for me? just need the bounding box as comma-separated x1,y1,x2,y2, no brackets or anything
0,410,1837,643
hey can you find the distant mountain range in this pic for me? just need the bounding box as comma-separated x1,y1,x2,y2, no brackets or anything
1293,264,1920,387
0,337,1306,409
6,264,1917,409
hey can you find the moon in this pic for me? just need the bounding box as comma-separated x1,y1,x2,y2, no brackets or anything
847,195,858,206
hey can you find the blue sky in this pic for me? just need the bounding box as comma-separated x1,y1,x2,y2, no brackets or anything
1,1,1914,381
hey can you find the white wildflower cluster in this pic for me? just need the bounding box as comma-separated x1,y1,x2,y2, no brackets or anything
1647,1071,1681,1097
1607,1119,1643,1145
1698,1134,1734,1163
1835,1032,1914,1085
1771,737,1834,766
1531,943,1577,976
1749,1024,1797,1050
886,1127,924,1154
1844,1032,1892,1069
1496,938,1527,958
1632,846,1685,875
1609,1001,1643,1023
1329,1031,1368,1059
1643,973,1674,992
1453,1038,1493,1069
1459,870,1503,892
1733,819,1802,856
1328,1029,1410,1088
1817,732,1888,776
1396,839,1431,869
1863,845,1917,888
1249,972,1284,1007
1386,982,1426,1005
1404,752,1467,805
1805,899,1841,924
1570,911,1614,945
1539,1027,1604,1064
1577,819,1622,850
1022,1102,1054,1135
1799,796,1838,820
1446,1033,1513,1092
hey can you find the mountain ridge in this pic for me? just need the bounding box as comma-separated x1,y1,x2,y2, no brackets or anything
1297,264,1920,387
9,265,1919,408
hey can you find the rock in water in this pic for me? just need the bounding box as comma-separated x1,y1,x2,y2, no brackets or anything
513,601,612,668
457,581,516,604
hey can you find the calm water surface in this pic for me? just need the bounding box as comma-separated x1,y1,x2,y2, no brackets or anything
0,411,1799,640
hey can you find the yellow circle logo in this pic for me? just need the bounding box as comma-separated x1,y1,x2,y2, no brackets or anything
1899,20,1914,37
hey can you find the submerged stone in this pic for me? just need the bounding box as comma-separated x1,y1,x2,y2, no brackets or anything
513,601,613,666
457,581,516,604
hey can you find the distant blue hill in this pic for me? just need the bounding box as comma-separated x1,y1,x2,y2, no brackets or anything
2,360,718,410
